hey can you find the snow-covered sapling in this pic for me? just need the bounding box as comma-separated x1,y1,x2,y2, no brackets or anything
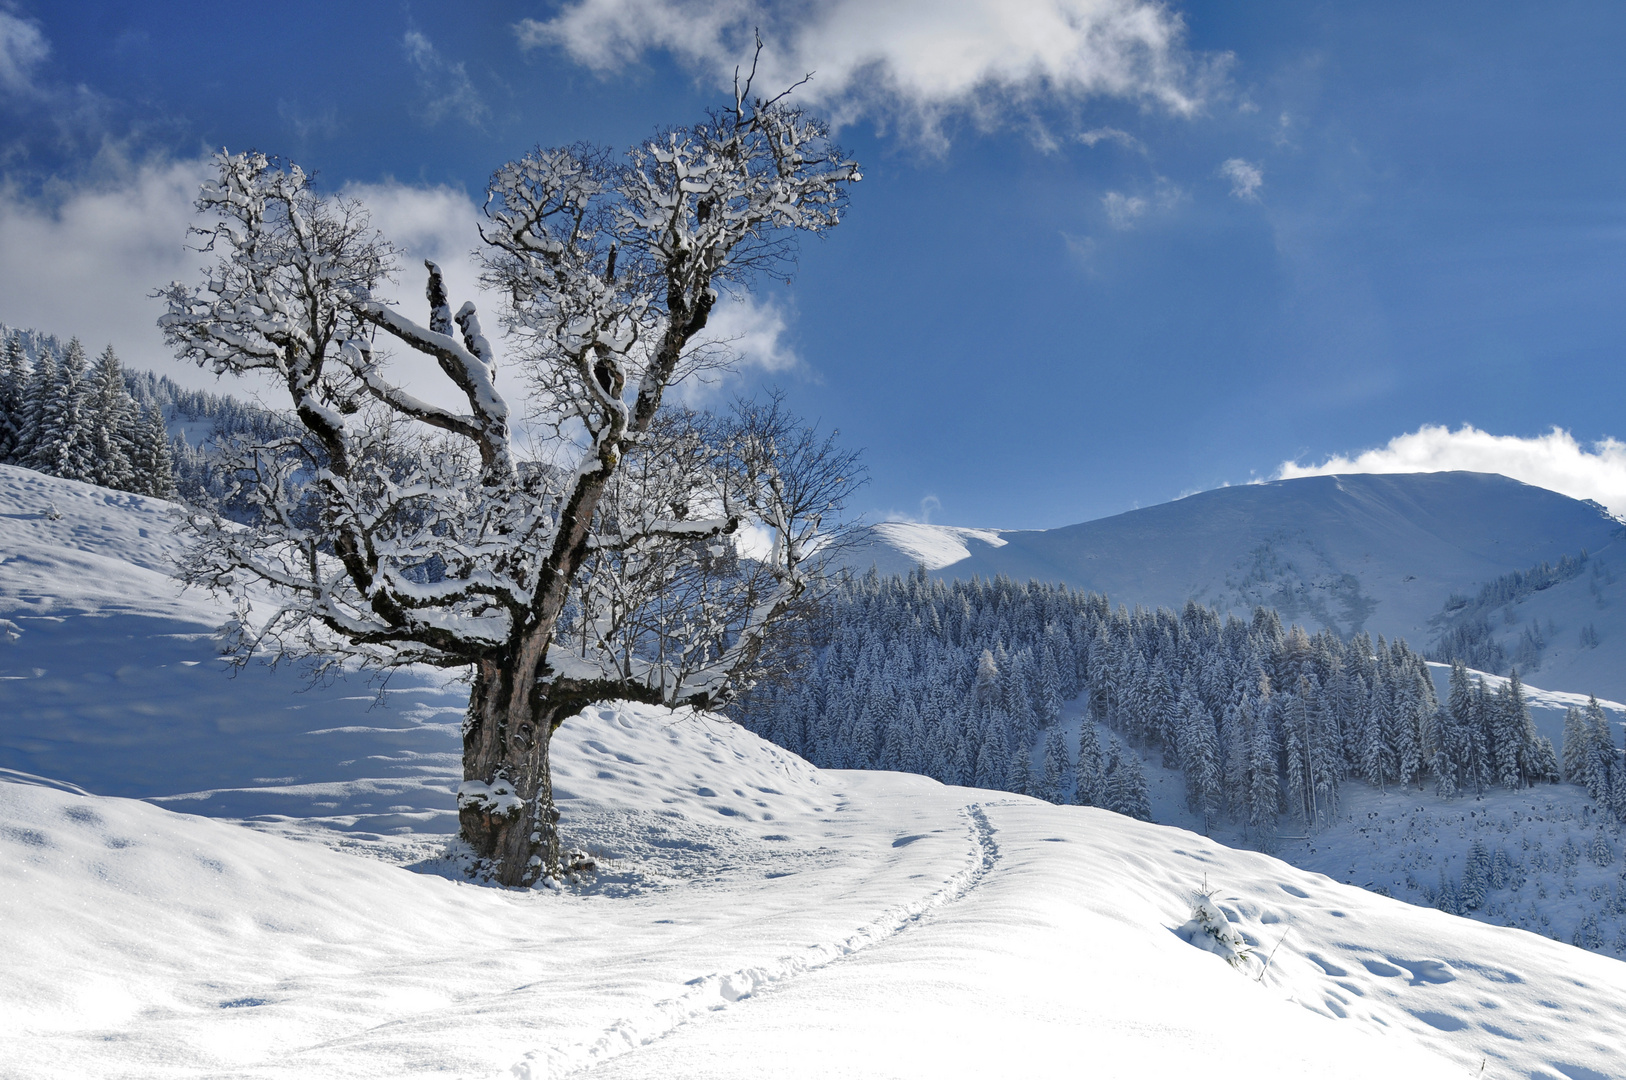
1177,888,1257,973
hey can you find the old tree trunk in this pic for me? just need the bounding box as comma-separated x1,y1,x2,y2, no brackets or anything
459,658,667,886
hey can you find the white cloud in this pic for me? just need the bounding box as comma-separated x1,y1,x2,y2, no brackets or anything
674,292,808,403
402,30,487,127
0,158,212,382
0,155,810,422
1219,156,1262,200
704,293,802,372
1077,126,1143,152
1101,190,1147,229
518,0,1222,144
0,157,500,407
0,11,48,96
1277,424,1626,518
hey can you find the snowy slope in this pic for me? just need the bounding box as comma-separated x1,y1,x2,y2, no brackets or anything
842,471,1621,648
10,465,1626,1079
841,521,1008,576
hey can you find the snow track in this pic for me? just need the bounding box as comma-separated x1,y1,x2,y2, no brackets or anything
505,803,1004,1079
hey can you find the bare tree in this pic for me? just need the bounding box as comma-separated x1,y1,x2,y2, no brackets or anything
158,84,862,885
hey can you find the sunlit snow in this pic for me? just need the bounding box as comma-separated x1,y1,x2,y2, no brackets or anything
6,464,1626,1079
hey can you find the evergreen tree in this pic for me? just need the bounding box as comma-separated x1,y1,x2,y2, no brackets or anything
1582,696,1616,801
1104,736,1151,821
1492,673,1528,790
16,343,56,467
1563,706,1588,783
25,337,94,481
0,333,27,463
87,345,135,490
1177,688,1222,831
1041,727,1070,804
973,721,1008,790
1074,716,1104,807
1006,730,1033,795
974,649,999,708
1462,839,1491,910
1248,717,1279,842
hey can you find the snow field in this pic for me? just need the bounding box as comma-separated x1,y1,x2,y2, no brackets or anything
9,465,1626,1078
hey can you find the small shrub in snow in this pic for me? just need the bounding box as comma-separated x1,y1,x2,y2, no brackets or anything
1177,891,1255,972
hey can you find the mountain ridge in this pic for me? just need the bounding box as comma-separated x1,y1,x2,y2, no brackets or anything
842,471,1622,647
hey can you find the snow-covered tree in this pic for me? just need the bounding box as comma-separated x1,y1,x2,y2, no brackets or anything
1104,735,1151,821
26,338,94,480
1041,726,1070,804
158,86,861,885
0,334,27,462
86,345,135,491
1178,687,1221,831
130,404,177,498
1074,715,1104,807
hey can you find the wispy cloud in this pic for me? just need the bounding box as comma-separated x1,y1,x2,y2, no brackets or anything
402,30,487,127
1278,424,1626,518
0,11,48,96
1077,126,1144,152
1101,191,1147,229
1219,157,1263,200
277,99,342,142
1100,175,1185,229
518,0,1226,147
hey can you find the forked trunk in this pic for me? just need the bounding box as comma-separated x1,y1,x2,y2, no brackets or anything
458,660,560,886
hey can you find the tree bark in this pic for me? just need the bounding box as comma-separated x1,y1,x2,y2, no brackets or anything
458,660,559,886
459,657,674,885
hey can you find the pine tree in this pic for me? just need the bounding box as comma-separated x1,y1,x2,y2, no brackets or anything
1492,673,1527,790
16,343,56,467
1036,646,1064,724
26,337,95,481
1248,718,1279,842
1006,729,1033,795
1074,716,1104,807
1104,736,1151,821
1582,696,1615,801
87,344,135,490
0,333,27,463
139,409,177,498
1462,839,1491,910
974,722,1008,790
1433,748,1457,799
1562,706,1588,784
1177,688,1222,831
1612,759,1626,824
974,648,1000,708
1041,727,1070,804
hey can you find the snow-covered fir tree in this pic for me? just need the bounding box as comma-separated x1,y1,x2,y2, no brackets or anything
733,571,1582,838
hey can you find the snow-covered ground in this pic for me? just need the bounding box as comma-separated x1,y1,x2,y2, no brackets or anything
10,464,1626,1079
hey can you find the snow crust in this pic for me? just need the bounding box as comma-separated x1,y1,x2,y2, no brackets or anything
8,465,1626,1078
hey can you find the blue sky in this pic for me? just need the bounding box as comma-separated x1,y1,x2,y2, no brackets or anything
2,1,1624,529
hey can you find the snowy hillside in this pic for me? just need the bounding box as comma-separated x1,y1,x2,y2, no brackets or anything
10,464,1626,1078
841,472,1622,671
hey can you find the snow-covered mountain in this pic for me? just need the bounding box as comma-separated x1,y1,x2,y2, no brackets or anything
9,468,1626,1078
845,471,1626,692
